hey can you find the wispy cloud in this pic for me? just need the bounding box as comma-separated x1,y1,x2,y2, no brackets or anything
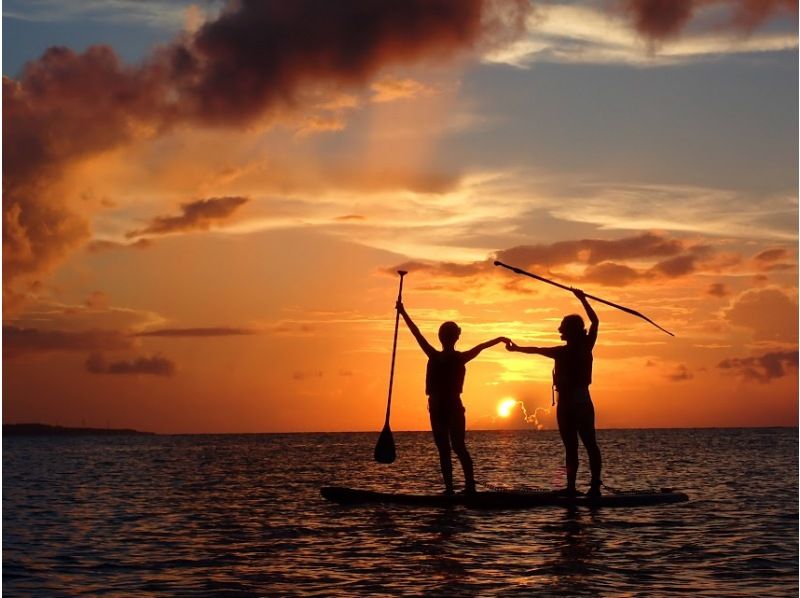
86,352,175,376
3,326,133,359
126,196,250,238
544,184,797,241
135,327,255,337
370,77,436,103
484,3,797,68
3,0,201,27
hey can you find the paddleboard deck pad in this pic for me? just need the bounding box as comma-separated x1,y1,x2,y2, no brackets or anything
321,486,688,509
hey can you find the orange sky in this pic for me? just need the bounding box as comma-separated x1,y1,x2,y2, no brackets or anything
3,0,798,432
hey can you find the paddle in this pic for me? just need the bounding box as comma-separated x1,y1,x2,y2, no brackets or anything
494,260,674,337
374,270,408,464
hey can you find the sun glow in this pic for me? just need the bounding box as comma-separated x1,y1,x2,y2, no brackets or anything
496,398,519,418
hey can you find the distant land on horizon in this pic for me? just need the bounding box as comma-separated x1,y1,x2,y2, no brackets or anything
3,424,796,437
3,423,156,437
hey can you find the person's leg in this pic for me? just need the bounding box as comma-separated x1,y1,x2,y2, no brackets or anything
449,406,475,493
557,403,579,493
577,400,602,495
430,408,454,493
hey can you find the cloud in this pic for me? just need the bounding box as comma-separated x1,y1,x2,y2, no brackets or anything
723,287,798,341
370,78,435,103
4,0,527,294
582,262,643,287
3,326,133,359
718,350,798,383
4,0,193,28
496,232,690,269
646,358,694,381
86,238,155,253
388,259,489,278
293,114,348,138
496,233,721,285
165,0,525,125
620,0,797,40
484,2,797,68
86,353,175,376
127,196,249,238
261,321,319,336
3,46,171,293
752,247,795,272
707,282,730,297
388,232,741,289
667,363,693,381
542,184,797,241
85,291,110,310
293,370,324,381
754,248,790,263
135,327,255,337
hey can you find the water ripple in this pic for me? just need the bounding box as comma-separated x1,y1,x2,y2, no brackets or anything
4,429,798,596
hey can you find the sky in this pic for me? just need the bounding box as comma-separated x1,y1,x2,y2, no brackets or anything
3,0,798,433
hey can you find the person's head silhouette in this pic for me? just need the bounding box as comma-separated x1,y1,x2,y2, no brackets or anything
558,314,586,343
438,321,461,349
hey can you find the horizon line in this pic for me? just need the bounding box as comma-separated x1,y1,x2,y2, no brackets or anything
4,422,798,436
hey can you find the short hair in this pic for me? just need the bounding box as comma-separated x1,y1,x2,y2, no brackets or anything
438,321,461,344
560,314,586,338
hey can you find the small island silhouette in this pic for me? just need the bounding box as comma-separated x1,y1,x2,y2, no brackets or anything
4,423,155,437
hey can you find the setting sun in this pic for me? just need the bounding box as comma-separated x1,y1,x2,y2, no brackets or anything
497,398,519,418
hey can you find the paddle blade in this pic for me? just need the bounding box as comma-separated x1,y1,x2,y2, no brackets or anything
374,424,396,464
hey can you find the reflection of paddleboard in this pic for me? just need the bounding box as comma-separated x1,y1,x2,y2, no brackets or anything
321,486,689,509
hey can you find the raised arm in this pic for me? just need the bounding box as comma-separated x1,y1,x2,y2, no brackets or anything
573,288,598,348
396,301,436,358
505,340,562,359
462,336,510,363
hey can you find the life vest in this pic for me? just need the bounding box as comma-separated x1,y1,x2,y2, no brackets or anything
553,342,593,392
425,350,466,399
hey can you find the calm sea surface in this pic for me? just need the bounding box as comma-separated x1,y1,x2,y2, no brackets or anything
3,428,798,596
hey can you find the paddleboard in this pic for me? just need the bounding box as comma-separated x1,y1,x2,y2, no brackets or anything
320,486,689,509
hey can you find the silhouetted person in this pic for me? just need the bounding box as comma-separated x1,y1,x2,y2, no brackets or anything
506,288,603,498
397,301,509,495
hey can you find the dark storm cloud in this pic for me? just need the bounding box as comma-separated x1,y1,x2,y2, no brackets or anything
166,0,517,124
4,0,527,295
126,196,250,238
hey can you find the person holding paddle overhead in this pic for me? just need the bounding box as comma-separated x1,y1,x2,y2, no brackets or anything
396,301,509,495
506,288,603,498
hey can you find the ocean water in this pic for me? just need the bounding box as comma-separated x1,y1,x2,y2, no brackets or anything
3,428,798,596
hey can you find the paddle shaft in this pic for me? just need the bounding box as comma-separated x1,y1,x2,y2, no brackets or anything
384,271,407,425
493,260,674,337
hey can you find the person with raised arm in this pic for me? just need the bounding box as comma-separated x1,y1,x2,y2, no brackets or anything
506,288,603,498
397,300,509,495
